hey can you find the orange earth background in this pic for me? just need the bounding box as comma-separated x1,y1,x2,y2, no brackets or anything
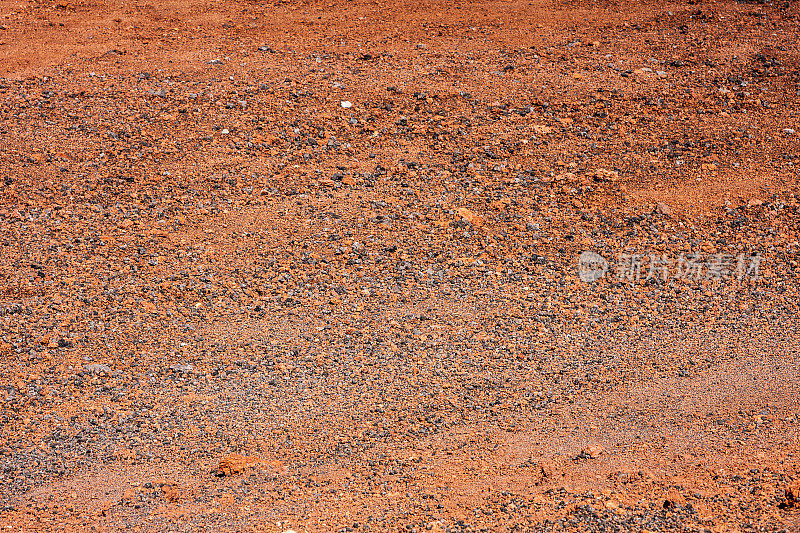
0,0,800,531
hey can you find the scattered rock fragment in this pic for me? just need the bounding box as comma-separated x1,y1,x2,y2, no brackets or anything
591,168,619,182
162,484,183,503
84,363,112,375
605,499,620,510
217,453,261,476
579,444,605,459
170,362,194,373
456,207,483,226
779,485,799,509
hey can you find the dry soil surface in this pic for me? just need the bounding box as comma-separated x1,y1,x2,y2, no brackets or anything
1,0,800,531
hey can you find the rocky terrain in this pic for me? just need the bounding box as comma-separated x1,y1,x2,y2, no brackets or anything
1,0,800,530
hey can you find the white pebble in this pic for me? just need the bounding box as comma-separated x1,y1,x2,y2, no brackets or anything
341,101,352,108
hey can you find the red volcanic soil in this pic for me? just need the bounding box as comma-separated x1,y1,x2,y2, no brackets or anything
1,0,800,530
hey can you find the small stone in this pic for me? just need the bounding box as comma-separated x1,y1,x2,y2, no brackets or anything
582,444,605,458
427,522,445,533
456,207,484,226
84,363,112,375
591,168,618,182
656,202,671,216
162,484,182,502
340,101,352,108
217,453,260,476
170,362,194,373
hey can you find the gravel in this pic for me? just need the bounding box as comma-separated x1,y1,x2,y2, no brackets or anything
0,0,799,531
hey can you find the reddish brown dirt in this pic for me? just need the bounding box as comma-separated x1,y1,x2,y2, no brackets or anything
1,0,800,531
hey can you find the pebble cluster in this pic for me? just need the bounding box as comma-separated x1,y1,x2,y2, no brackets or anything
1,0,799,530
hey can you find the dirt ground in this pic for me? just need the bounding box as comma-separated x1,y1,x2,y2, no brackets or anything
1,0,800,530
